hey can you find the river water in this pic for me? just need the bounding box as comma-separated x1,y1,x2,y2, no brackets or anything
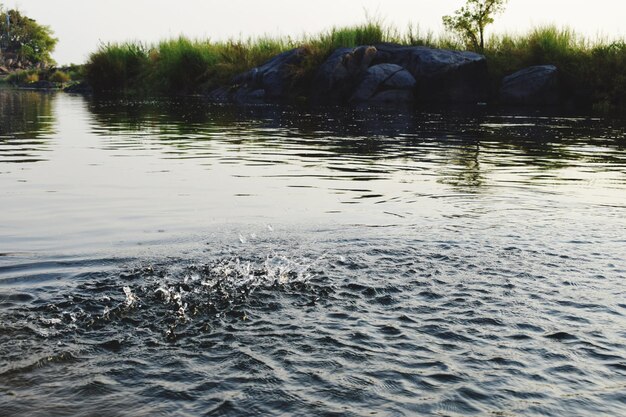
1,88,625,416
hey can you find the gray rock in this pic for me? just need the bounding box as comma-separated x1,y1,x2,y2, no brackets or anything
206,86,232,102
24,80,57,90
500,65,559,105
350,63,416,103
365,89,415,104
210,43,488,105
63,81,93,95
311,46,378,103
373,44,488,103
312,44,487,104
210,48,307,102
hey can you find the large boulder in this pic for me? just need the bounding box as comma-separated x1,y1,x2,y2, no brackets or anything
311,44,488,104
500,65,559,105
63,81,93,95
350,63,416,103
209,48,307,103
311,46,377,103
373,44,488,103
209,44,488,106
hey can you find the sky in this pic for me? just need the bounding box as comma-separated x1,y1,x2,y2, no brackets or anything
2,0,626,65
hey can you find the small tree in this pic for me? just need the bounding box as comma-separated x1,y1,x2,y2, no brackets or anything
443,0,507,51
0,6,58,67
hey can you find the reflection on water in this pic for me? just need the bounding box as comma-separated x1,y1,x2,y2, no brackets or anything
0,88,56,163
0,91,625,416
86,97,626,184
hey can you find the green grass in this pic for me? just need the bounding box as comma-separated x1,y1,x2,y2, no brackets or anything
5,67,81,87
85,42,151,92
83,22,626,111
484,26,626,110
6,69,40,85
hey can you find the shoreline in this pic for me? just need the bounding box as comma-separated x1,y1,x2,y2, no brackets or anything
77,24,626,113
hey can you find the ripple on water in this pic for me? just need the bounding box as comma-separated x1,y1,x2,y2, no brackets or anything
1,95,626,416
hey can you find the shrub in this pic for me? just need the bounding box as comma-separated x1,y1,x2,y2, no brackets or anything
49,70,70,83
6,69,39,84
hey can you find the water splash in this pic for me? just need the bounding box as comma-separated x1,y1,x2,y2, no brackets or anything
30,252,325,341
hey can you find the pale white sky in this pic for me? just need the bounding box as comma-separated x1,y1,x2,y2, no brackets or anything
3,0,626,64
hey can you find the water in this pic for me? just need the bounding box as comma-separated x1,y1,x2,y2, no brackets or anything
1,88,625,416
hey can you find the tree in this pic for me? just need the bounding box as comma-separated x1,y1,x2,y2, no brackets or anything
443,0,507,51
0,5,58,67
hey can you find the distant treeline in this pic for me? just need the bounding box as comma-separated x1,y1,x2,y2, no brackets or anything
80,22,626,111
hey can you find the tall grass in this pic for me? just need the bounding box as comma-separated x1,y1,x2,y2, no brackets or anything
85,42,150,92
83,22,626,110
484,26,626,109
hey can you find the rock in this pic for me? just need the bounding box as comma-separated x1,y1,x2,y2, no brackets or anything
311,46,378,103
350,63,416,103
24,80,57,90
500,65,559,105
209,48,307,103
312,44,487,104
63,81,93,95
373,44,488,103
210,44,488,106
206,86,231,102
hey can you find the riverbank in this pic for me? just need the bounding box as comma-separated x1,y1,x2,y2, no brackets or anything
0,65,86,92
19,22,626,112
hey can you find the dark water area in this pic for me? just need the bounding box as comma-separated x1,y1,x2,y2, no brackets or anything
1,88,625,416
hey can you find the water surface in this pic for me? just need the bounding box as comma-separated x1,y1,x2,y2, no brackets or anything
1,89,625,416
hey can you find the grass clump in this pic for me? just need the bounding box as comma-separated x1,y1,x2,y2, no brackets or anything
5,68,77,86
49,70,71,83
204,37,289,89
484,26,626,109
85,42,150,93
151,38,219,94
85,37,290,94
6,69,40,84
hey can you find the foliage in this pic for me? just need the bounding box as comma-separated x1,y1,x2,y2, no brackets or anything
84,42,150,93
151,38,218,93
443,0,507,50
484,26,626,110
6,68,38,84
82,20,626,111
5,67,72,85
49,70,70,83
0,6,58,66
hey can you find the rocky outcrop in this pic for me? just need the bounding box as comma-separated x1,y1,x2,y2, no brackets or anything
209,48,307,103
209,44,489,106
350,64,416,103
64,81,93,95
311,44,487,104
310,46,378,103
500,65,560,105
373,44,488,103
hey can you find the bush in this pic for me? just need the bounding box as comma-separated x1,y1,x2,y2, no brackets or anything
6,69,39,84
49,70,70,83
